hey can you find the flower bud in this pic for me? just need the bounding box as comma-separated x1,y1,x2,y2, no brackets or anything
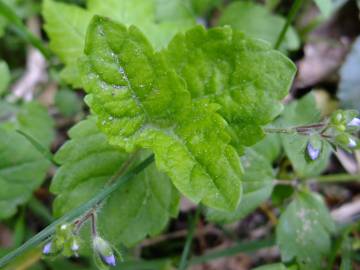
348,137,357,148
307,142,320,160
348,117,360,127
42,242,52,255
93,236,116,267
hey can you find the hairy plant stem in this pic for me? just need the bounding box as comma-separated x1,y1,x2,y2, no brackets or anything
264,122,327,135
0,154,154,268
274,0,304,49
274,173,360,186
178,207,201,270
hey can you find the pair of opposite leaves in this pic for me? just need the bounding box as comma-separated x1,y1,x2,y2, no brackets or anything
80,16,296,211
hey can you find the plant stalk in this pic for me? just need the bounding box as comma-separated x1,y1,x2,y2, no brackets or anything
0,154,154,268
178,207,201,270
274,0,304,50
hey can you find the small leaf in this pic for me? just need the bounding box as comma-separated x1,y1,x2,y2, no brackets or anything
0,101,54,219
277,93,331,177
206,148,274,223
276,191,335,269
314,0,333,17
55,88,83,117
217,1,300,51
52,118,180,246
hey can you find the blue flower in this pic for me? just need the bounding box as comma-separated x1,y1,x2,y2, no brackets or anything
42,242,52,255
348,117,360,127
307,142,320,160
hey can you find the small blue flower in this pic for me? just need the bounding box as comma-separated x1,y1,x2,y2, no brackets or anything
101,254,116,266
307,142,320,160
93,236,116,267
348,138,357,148
348,117,360,127
42,242,52,255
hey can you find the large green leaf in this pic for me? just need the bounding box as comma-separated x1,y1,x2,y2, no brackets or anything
165,26,296,151
80,17,243,211
278,94,331,178
206,148,274,223
217,1,300,52
276,191,335,270
42,0,195,86
338,37,360,111
52,118,180,246
0,101,54,219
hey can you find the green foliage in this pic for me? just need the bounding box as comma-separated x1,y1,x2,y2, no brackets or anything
276,191,335,270
165,25,296,152
217,1,300,52
206,148,274,223
0,101,54,219
80,15,295,211
278,94,331,177
42,0,195,86
51,118,179,246
55,88,83,117
314,0,333,17
190,0,221,16
0,60,10,95
253,263,288,270
339,36,360,112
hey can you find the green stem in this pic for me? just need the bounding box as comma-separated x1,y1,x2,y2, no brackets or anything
311,173,360,183
0,0,51,59
274,0,304,50
178,207,201,270
0,155,154,268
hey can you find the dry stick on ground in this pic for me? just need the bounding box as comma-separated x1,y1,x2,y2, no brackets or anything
8,16,47,102
331,198,360,224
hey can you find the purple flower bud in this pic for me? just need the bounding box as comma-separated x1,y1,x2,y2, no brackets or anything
42,242,52,255
348,117,360,127
307,142,320,160
71,241,79,252
348,138,357,148
101,254,116,266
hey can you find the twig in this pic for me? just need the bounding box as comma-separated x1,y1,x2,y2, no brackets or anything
331,199,360,224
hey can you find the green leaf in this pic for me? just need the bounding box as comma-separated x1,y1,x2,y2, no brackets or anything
42,0,93,87
0,101,53,219
80,17,243,211
0,60,10,95
276,191,335,269
278,94,331,177
252,133,282,163
206,148,274,223
55,88,83,117
253,263,288,270
51,118,180,246
217,1,300,52
314,0,333,17
338,36,360,111
190,0,221,16
42,0,195,86
165,25,296,152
